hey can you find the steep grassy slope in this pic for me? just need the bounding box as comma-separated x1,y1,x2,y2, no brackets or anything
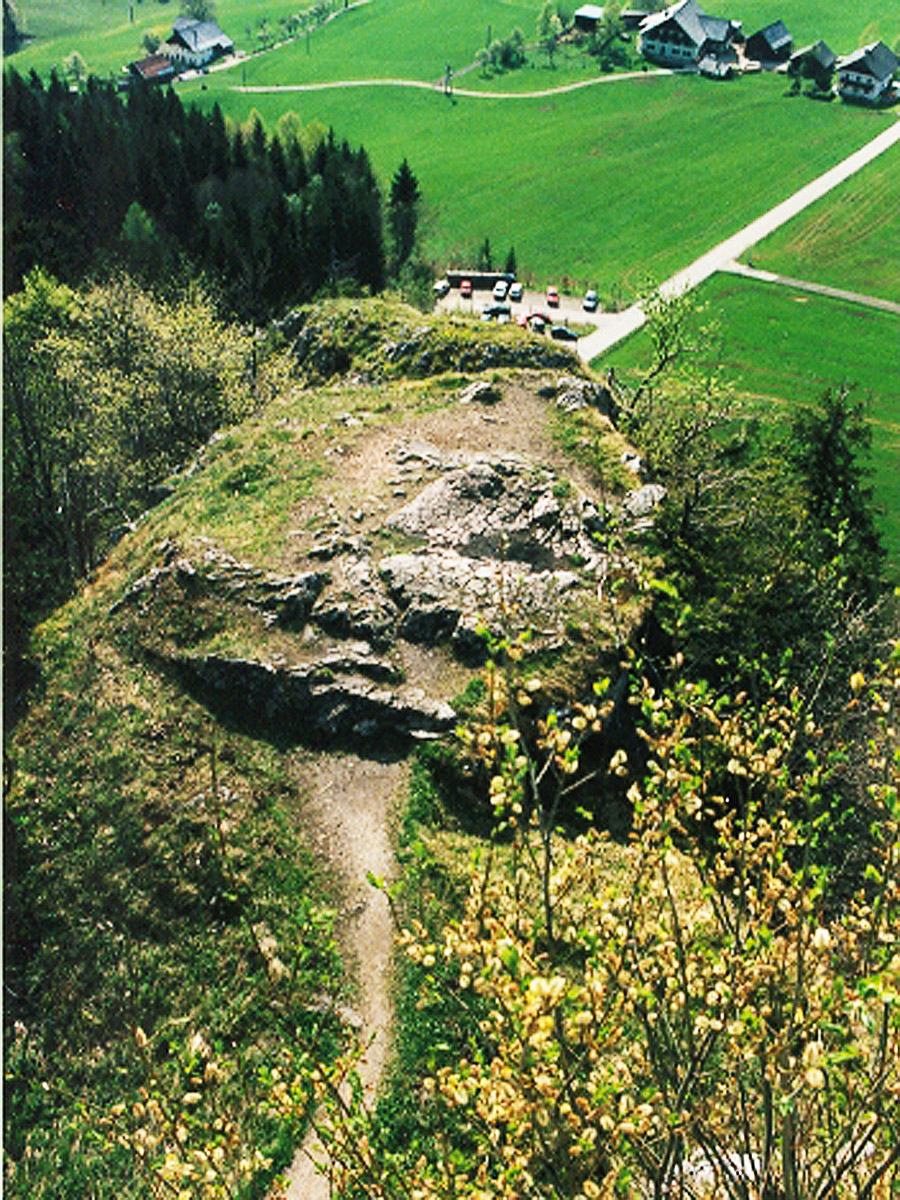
9,0,897,80
4,299,638,1198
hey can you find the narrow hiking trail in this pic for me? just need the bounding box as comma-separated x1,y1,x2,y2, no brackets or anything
283,755,407,1200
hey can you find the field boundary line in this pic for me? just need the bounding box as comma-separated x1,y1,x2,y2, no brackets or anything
579,114,900,361
721,261,900,314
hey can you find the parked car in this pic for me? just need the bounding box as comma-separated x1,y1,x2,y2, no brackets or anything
481,302,512,321
583,289,599,312
434,278,450,298
530,316,547,333
547,285,560,307
509,282,524,302
460,279,472,298
492,279,509,301
550,325,578,342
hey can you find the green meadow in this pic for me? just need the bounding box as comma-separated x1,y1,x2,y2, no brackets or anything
183,71,888,299
744,148,900,304
599,273,900,571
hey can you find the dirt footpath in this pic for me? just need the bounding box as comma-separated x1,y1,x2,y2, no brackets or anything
284,754,408,1199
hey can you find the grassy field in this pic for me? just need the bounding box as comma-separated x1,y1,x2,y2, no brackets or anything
8,0,898,85
181,71,889,299
743,147,900,304
598,273,900,572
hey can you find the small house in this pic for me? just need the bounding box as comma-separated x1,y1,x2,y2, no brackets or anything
162,16,234,69
128,54,176,84
574,5,606,33
638,0,741,69
621,10,652,31
699,46,738,77
744,20,792,65
787,41,836,89
836,41,898,104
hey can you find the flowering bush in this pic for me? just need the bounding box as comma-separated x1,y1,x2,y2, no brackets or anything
314,645,900,1199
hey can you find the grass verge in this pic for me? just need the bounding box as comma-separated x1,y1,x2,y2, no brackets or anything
743,146,900,304
597,272,900,574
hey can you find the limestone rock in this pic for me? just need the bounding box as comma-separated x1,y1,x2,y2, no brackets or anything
170,653,456,745
458,380,501,405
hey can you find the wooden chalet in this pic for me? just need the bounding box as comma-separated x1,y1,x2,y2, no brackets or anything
787,40,836,88
638,0,741,69
836,41,898,104
162,17,234,69
574,5,606,33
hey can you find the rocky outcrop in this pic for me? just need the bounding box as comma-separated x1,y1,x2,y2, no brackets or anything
112,542,331,629
114,424,653,747
171,652,455,746
284,305,581,382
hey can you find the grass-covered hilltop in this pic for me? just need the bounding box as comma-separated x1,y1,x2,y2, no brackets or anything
4,2,900,1196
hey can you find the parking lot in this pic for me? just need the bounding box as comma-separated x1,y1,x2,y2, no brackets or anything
434,283,601,331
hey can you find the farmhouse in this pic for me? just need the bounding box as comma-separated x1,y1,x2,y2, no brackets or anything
744,20,792,65
787,41,836,89
574,5,606,33
128,54,176,84
638,0,741,70
836,41,899,105
162,16,234,69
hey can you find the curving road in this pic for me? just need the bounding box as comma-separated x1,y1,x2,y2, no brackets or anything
235,66,674,100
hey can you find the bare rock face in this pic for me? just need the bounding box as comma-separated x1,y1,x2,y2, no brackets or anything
171,653,455,746
113,421,652,746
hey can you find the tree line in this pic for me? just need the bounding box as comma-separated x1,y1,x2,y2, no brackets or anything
3,70,391,321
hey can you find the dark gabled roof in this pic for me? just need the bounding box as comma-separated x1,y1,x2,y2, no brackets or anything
748,20,792,53
640,0,707,46
700,15,736,43
170,17,234,54
790,40,836,71
838,41,899,82
640,0,736,49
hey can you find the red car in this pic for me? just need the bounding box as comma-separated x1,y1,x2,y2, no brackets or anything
460,279,472,298
547,285,559,307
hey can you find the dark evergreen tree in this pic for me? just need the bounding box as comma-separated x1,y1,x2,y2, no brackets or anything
387,157,420,273
3,0,24,54
3,70,386,316
790,388,884,600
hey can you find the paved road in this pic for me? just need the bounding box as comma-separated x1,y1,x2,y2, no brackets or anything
577,115,900,361
721,260,900,315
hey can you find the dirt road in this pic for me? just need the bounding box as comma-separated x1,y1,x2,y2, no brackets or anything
235,67,674,100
